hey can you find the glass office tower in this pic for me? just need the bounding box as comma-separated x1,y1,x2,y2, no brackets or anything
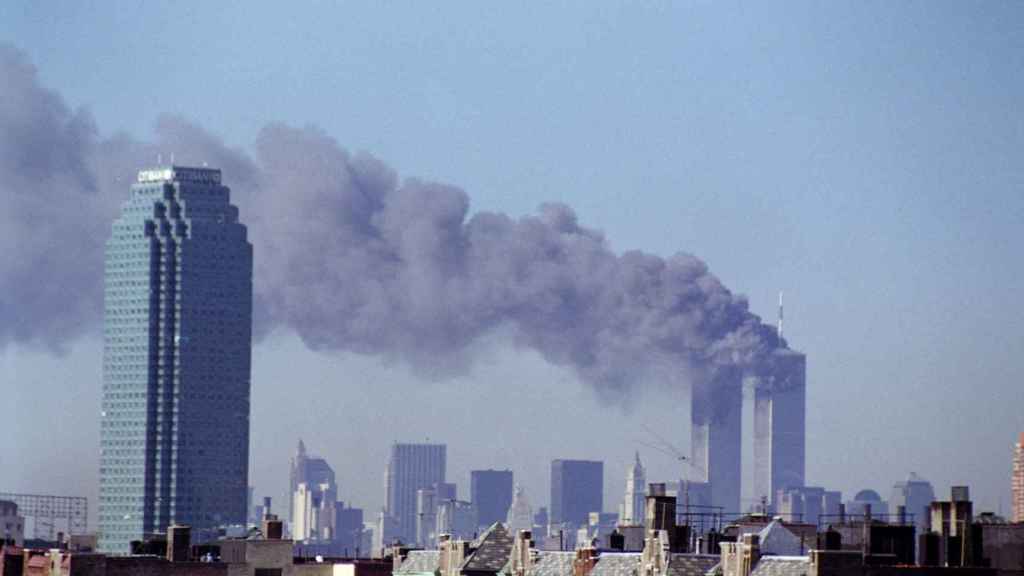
99,166,252,553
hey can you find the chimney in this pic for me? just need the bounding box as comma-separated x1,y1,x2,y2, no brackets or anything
573,547,599,576
263,515,283,540
740,534,760,576
167,525,191,563
644,487,676,537
263,497,272,519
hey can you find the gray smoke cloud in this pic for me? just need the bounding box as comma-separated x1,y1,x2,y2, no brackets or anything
0,43,786,395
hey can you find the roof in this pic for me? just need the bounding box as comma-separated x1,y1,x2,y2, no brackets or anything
757,520,803,556
462,523,515,573
396,550,440,574
528,551,574,576
665,554,719,576
590,553,639,576
749,557,809,576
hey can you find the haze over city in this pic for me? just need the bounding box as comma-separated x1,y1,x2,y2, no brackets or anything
2,0,1023,538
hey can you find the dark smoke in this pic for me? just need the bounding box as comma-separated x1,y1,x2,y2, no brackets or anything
0,44,786,393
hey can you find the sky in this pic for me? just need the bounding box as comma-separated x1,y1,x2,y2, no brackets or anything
2,1,1024,528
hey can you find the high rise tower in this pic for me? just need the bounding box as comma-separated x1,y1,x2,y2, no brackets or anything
1014,433,1024,523
98,166,253,553
384,443,446,545
690,369,743,514
752,349,807,509
550,459,603,527
471,469,514,528
619,452,646,525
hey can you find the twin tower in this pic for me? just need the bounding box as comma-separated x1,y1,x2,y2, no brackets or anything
688,347,807,514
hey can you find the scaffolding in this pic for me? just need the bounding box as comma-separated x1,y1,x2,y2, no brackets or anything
0,492,88,541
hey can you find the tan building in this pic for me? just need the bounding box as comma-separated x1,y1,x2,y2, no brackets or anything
1013,433,1024,523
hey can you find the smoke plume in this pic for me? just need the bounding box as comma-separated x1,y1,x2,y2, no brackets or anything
0,44,786,394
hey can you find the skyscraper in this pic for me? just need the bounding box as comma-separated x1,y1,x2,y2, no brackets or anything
1014,433,1024,523
618,452,646,525
471,469,514,528
690,369,742,514
384,443,446,544
753,349,807,509
99,166,252,553
890,473,935,534
289,439,338,532
550,459,603,527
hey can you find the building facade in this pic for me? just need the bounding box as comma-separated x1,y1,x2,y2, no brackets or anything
289,439,339,539
0,500,24,547
752,349,807,510
550,460,603,527
619,452,646,525
691,368,743,514
384,443,447,545
1014,433,1024,523
471,470,514,529
890,473,935,534
99,166,253,553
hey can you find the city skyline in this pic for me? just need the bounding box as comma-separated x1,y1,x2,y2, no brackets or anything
3,2,1024,533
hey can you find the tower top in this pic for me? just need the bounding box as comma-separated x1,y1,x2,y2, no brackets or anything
137,165,221,185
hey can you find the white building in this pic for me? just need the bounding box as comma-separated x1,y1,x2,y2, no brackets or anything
619,452,646,525
506,485,533,534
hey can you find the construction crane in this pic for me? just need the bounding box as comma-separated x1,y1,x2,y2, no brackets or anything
637,425,707,528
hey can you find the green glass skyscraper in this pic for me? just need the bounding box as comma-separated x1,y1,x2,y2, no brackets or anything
99,166,252,553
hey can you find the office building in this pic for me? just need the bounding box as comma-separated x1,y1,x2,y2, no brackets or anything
1014,433,1024,523
890,473,935,534
384,443,446,544
691,369,743,513
550,459,603,527
506,485,533,534
753,349,807,510
471,470,514,528
98,166,253,553
289,439,338,536
618,452,646,525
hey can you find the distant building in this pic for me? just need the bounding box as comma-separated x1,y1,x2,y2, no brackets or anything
550,460,603,527
753,349,807,511
385,443,447,545
289,439,338,530
336,503,365,555
98,165,253,554
619,452,646,525
437,499,478,541
506,485,533,534
845,489,888,518
1014,433,1024,523
0,500,24,546
890,473,935,534
471,470,514,529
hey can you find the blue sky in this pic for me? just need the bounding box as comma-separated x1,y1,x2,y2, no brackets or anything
2,2,1023,520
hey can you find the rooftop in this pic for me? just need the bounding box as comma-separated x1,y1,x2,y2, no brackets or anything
137,165,221,184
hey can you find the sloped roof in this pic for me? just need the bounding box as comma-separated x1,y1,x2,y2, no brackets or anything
666,554,719,576
757,520,803,556
528,551,575,576
590,553,639,576
749,557,809,576
397,550,440,574
463,523,515,573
